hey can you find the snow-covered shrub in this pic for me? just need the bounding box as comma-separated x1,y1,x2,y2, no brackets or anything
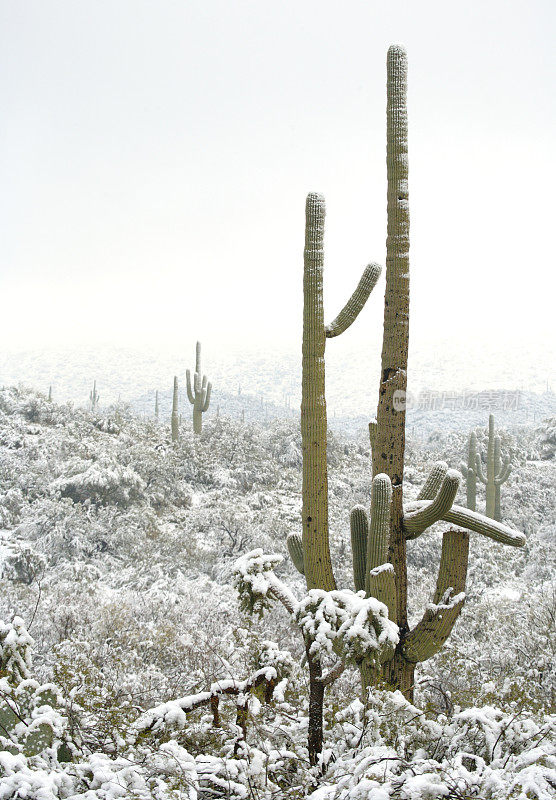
538,417,556,460
2,544,46,585
91,417,120,435
55,461,146,507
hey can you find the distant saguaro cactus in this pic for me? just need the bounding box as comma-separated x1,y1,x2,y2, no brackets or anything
460,431,478,511
186,342,211,434
48,386,52,403
171,377,179,441
475,414,512,520
89,381,99,412
155,390,159,422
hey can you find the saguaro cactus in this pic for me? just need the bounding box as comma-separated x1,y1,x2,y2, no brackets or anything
460,431,478,511
302,192,381,591
288,46,526,703
48,386,52,403
171,377,179,442
155,390,159,421
186,341,211,434
89,381,99,412
475,414,512,521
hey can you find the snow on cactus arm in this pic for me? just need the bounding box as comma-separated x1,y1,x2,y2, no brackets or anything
233,549,297,616
442,505,524,546
295,589,398,669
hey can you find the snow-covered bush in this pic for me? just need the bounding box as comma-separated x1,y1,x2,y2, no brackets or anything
55,461,146,507
2,544,46,585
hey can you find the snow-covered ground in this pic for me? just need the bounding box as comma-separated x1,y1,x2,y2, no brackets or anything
0,385,554,798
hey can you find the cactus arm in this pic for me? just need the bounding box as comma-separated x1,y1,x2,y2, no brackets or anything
402,529,469,663
365,473,396,620
465,467,476,512
186,370,195,405
202,382,212,413
403,469,460,537
287,533,305,575
459,462,468,478
410,503,525,547
171,376,179,442
325,262,382,338
350,506,369,592
475,454,487,484
366,474,392,571
367,563,397,623
417,461,449,501
495,457,512,485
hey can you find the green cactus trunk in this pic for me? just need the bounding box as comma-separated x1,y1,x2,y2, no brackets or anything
301,193,335,592
485,415,496,517
372,45,412,696
465,432,477,511
171,377,179,442
494,436,502,521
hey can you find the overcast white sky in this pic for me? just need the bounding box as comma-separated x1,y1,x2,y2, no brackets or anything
1,0,554,356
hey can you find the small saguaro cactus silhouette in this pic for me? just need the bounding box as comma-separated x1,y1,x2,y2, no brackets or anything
47,386,52,402
171,377,179,442
460,431,478,511
475,414,512,521
89,381,99,412
186,341,212,434
154,390,159,421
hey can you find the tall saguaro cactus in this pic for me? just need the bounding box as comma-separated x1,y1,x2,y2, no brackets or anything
475,414,512,521
371,46,411,694
171,377,179,442
186,341,212,435
155,390,159,422
460,431,478,511
367,47,524,696
302,193,381,592
289,46,526,704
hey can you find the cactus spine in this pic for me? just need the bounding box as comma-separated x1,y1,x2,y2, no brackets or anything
171,377,179,441
460,432,477,510
475,415,512,520
301,193,381,591
89,381,99,412
186,342,211,434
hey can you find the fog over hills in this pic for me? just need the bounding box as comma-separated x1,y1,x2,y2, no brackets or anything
1,333,554,435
